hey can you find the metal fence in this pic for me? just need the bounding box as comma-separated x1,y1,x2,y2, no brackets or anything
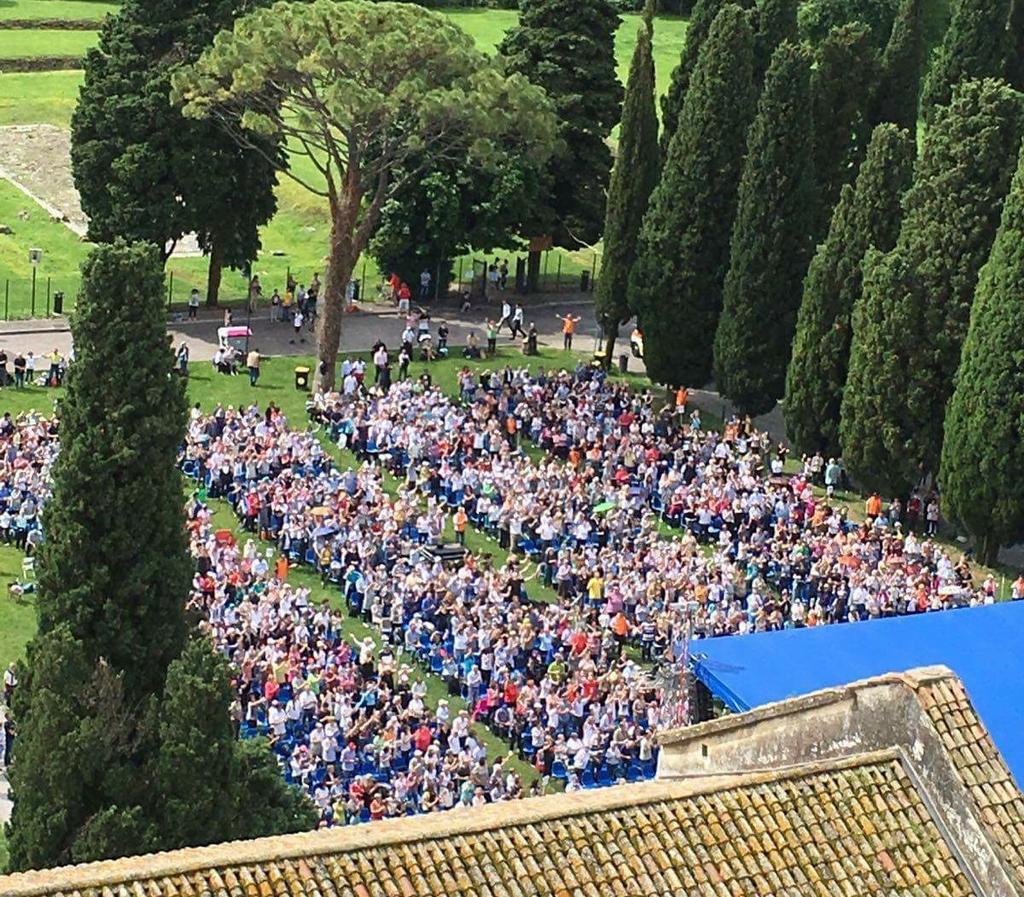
0,248,603,320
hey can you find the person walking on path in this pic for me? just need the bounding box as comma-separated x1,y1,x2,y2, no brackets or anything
559,314,581,350
498,300,512,335
188,289,201,319
291,309,305,344
510,304,525,339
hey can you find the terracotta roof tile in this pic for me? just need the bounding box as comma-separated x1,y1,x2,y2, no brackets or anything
915,676,1024,888
0,757,981,897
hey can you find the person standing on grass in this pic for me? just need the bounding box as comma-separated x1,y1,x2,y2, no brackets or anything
486,319,498,356
291,308,305,344
247,347,261,386
13,352,25,389
248,275,262,313
559,313,581,350
188,288,201,319
453,505,468,545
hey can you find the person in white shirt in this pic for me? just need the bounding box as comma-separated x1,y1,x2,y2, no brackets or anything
291,309,305,343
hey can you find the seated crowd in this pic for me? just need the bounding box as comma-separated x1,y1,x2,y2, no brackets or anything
307,362,995,639
181,403,664,821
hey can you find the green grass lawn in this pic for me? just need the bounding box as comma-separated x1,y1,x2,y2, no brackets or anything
0,29,97,58
0,69,82,126
0,0,116,22
0,542,34,668
0,179,89,316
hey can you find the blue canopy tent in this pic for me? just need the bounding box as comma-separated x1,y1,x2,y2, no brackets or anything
690,601,1024,782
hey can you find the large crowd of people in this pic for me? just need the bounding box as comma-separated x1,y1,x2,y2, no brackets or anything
0,349,1008,827
173,356,1004,824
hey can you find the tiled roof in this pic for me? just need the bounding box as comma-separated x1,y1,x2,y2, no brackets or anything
917,676,1024,888
0,752,974,897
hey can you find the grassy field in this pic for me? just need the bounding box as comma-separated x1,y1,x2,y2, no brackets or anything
0,179,89,312
0,11,687,314
0,0,116,21
0,70,82,126
0,29,96,58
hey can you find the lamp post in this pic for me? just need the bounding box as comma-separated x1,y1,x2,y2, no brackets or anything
28,248,42,317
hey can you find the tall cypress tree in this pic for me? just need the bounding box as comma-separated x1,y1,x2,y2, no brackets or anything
810,22,880,238
941,139,1024,564
785,124,915,454
841,79,1024,492
872,0,927,132
752,0,798,86
659,0,729,157
628,5,757,387
499,0,623,262
1007,0,1024,92
7,242,314,870
595,2,660,363
36,241,190,702
919,0,1013,121
713,41,815,415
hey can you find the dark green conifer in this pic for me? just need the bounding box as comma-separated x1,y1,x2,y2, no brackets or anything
941,139,1024,565
785,124,915,454
628,5,757,387
713,41,815,414
595,2,660,362
841,79,1024,491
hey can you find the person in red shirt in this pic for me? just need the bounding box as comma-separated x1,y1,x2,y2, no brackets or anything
503,679,519,706
414,722,432,752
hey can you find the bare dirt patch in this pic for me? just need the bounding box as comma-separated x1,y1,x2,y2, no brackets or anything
0,123,86,234
0,123,201,256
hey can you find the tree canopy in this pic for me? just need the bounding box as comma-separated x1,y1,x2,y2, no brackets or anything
840,79,1024,493
785,123,915,455
72,0,279,300
920,0,1016,120
499,0,623,249
6,241,315,871
176,0,557,390
940,138,1024,564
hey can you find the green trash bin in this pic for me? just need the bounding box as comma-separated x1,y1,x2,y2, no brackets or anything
294,366,311,391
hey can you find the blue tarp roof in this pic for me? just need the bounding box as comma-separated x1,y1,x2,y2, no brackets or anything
690,601,1024,783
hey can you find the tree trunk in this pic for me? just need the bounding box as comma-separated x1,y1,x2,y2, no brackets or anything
527,250,541,293
602,326,618,370
980,531,1001,567
314,216,358,393
205,236,224,307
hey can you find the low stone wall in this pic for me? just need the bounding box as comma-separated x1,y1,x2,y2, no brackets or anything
0,19,98,29
0,56,82,72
